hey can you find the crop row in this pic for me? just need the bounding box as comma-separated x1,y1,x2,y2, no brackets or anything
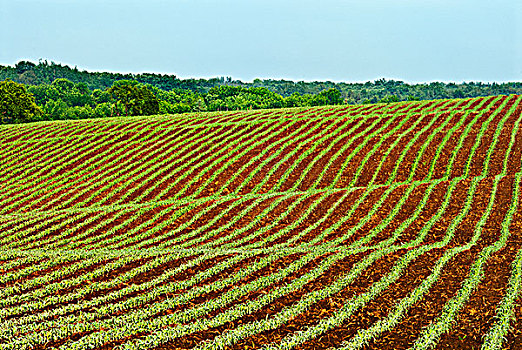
2,96,522,349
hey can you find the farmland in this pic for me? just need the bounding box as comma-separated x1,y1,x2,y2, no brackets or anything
1,94,522,349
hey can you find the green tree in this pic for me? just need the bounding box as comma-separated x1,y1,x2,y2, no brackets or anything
378,95,400,103
94,102,113,118
0,79,41,123
27,84,60,105
312,88,344,106
108,80,159,116
192,97,207,112
15,60,36,75
51,78,92,107
92,89,112,104
42,99,69,120
51,78,76,93
204,85,285,111
284,92,305,107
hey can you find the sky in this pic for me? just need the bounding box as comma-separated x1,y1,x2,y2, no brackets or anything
1,0,521,83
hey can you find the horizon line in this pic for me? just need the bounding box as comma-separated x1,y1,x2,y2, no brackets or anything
2,58,521,86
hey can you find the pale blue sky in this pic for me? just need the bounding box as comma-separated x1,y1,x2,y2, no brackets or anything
1,0,521,83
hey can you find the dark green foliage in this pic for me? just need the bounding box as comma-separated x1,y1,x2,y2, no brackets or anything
94,102,113,119
0,79,41,123
42,99,69,121
28,79,93,108
26,84,60,105
205,86,285,111
283,92,307,107
92,89,112,104
149,86,204,113
2,60,520,104
311,88,344,106
15,61,36,75
1,59,521,124
379,95,400,104
108,80,159,116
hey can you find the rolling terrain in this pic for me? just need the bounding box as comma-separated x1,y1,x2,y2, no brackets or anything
1,95,522,349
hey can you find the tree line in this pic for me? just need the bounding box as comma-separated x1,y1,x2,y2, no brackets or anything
1,59,521,124
0,78,345,124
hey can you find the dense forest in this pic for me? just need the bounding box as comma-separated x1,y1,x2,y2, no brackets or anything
1,59,522,124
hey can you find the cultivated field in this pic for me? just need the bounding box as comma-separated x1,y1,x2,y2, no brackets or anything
1,95,522,349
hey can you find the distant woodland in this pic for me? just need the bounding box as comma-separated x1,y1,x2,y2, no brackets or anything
1,59,521,124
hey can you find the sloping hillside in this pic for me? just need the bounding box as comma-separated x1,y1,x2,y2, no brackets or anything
1,95,522,349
